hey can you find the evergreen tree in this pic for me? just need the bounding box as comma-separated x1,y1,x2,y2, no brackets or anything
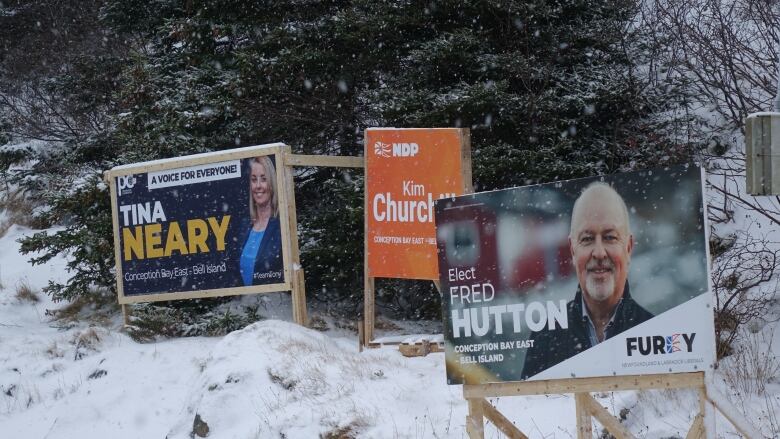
3,0,701,320
1,0,130,302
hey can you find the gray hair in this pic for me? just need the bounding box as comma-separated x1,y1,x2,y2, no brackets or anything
570,181,630,235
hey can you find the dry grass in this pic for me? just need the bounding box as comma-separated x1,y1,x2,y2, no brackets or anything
44,342,64,359
722,330,780,397
320,417,369,439
14,280,39,303
71,327,103,360
308,315,329,332
0,188,39,238
46,289,117,326
374,317,401,331
332,318,358,333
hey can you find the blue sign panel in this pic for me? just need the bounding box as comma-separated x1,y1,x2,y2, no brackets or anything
114,150,285,298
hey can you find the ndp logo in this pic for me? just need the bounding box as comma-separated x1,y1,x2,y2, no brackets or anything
373,141,419,157
117,175,137,196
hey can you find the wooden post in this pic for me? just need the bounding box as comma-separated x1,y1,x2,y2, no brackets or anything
363,275,375,345
575,393,592,439
121,304,130,326
282,147,307,326
697,386,710,439
466,398,485,439
357,320,364,352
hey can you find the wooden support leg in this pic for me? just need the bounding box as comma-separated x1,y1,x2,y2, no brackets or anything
281,153,307,327
121,304,130,326
703,401,716,439
363,275,375,346
697,386,710,439
481,399,529,439
686,415,704,439
357,320,364,353
700,385,720,439
582,394,634,439
575,393,593,439
466,398,485,439
705,383,762,439
292,267,307,325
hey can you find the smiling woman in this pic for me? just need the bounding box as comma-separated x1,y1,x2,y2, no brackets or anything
234,155,284,286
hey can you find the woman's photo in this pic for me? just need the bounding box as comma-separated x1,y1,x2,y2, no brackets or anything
236,155,284,285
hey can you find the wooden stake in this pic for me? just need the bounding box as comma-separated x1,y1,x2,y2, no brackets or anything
294,267,307,325
697,386,710,439
705,383,762,438
282,147,308,326
357,320,364,353
686,415,704,439
121,304,130,326
575,393,592,439
481,399,528,439
582,394,634,439
363,275,375,345
362,132,374,345
466,398,485,439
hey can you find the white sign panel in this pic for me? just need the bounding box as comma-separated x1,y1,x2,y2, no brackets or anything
435,165,715,384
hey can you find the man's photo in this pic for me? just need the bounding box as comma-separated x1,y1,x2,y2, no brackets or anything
436,165,710,384
520,182,653,378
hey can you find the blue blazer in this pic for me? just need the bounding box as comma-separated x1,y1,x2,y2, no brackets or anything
235,216,284,285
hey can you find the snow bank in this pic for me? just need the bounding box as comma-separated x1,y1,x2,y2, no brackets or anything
166,320,461,438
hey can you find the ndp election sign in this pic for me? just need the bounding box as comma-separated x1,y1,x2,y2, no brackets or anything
366,128,471,279
435,165,715,384
108,144,289,303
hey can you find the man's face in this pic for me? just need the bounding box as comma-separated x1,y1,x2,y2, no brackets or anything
569,189,633,303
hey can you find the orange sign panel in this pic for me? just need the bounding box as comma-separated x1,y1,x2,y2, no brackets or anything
365,128,470,279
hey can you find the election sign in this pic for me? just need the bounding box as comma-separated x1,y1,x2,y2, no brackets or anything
108,144,293,304
365,128,471,279
435,165,716,384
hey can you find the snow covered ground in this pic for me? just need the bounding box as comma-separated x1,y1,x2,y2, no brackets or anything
1,224,779,438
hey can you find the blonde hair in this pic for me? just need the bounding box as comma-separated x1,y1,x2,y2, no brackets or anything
248,156,278,219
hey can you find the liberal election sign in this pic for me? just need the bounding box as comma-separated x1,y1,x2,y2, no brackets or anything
108,144,289,304
435,165,715,384
366,128,470,279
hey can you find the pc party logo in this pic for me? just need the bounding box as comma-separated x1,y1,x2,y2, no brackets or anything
117,175,138,196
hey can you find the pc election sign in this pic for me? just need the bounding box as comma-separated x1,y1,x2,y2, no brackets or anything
365,128,471,280
107,144,291,304
435,165,716,384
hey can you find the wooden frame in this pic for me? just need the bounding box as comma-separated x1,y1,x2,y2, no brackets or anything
363,128,473,346
105,143,307,325
462,372,760,439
